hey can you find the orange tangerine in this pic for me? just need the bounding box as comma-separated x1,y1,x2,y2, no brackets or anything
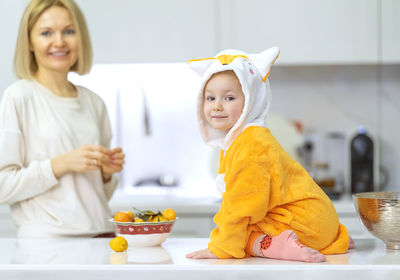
124,211,134,220
149,215,160,223
158,215,168,222
162,208,176,221
114,211,133,222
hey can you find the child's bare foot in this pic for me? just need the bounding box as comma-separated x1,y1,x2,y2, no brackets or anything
253,230,326,263
348,236,355,249
186,248,218,259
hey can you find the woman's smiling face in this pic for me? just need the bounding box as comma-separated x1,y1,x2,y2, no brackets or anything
203,71,245,132
29,6,78,75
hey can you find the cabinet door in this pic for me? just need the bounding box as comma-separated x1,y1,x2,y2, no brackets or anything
76,0,216,63
218,0,379,64
170,217,212,237
381,0,400,63
340,217,374,238
0,206,16,237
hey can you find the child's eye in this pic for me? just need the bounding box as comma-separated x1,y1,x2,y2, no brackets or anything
206,96,215,101
225,96,235,101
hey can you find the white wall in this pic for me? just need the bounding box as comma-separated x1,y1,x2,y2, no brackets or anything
0,1,25,95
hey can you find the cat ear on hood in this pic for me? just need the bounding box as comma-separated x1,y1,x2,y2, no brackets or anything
187,58,215,77
247,46,280,81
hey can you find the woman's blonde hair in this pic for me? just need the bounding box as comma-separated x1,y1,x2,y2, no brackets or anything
13,0,93,80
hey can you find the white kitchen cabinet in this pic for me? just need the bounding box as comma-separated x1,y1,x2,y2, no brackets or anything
75,0,217,63
0,197,371,239
340,216,373,238
170,209,372,239
218,0,379,64
0,205,16,237
171,217,214,237
72,0,383,65
73,0,399,64
332,199,374,238
0,205,215,238
381,0,400,63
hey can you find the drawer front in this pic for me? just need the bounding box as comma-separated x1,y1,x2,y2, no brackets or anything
0,206,16,237
340,216,374,238
170,217,213,238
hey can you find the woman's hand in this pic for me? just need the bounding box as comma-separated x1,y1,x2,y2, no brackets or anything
51,145,112,178
186,248,218,259
101,147,125,181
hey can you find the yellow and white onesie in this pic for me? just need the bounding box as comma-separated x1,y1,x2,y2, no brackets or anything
187,47,349,259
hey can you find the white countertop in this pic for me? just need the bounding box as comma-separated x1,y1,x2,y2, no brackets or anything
1,237,400,280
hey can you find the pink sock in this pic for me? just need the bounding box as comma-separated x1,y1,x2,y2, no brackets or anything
251,230,326,263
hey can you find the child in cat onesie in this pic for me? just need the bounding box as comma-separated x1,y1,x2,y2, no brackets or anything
185,47,353,262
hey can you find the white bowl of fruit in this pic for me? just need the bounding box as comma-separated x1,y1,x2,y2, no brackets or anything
109,208,177,247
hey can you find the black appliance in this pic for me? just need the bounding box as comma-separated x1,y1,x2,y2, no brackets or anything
350,127,374,193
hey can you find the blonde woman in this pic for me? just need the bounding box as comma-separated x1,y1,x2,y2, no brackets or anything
0,0,125,238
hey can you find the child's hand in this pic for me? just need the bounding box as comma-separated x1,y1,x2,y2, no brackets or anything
186,248,218,259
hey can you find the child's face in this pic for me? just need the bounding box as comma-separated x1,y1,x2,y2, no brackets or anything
203,71,245,132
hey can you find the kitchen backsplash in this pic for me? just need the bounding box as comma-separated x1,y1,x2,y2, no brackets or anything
70,64,220,198
67,64,400,196
269,65,400,192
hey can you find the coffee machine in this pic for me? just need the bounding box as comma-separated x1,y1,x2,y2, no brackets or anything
298,127,382,198
298,131,346,199
348,126,380,194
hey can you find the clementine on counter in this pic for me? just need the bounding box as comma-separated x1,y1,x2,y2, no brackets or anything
114,211,133,222
109,236,128,252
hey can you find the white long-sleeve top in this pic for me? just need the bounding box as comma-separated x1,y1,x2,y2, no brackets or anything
0,79,118,237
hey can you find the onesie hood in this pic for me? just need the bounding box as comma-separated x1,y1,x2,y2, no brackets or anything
187,47,280,149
